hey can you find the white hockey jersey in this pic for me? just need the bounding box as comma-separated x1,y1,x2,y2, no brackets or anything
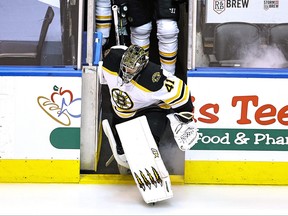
101,45,192,118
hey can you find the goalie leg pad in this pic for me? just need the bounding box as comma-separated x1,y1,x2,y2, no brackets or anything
102,119,130,169
116,116,173,204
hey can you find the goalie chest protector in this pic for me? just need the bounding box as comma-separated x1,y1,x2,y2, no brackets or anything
115,116,173,204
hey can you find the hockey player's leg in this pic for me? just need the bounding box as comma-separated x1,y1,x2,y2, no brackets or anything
95,0,112,47
130,22,152,54
156,19,179,75
102,119,130,175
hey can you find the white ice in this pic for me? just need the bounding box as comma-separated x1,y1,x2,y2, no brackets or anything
1,183,288,215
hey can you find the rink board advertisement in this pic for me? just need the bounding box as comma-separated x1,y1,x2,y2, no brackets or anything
185,76,288,184
206,0,288,24
0,72,81,182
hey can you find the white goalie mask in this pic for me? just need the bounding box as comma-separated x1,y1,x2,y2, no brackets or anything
120,45,149,83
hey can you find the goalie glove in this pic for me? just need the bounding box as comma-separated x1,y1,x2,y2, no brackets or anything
167,112,199,151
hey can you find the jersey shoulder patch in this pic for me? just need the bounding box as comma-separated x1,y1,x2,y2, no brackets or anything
136,62,166,91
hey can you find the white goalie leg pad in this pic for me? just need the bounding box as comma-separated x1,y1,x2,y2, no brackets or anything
115,116,173,204
102,119,130,169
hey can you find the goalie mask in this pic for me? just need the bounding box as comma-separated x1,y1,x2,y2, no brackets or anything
120,45,149,83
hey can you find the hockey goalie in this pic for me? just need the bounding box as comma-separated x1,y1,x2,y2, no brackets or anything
100,44,198,204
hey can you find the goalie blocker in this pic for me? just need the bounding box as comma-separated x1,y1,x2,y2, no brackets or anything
167,111,199,151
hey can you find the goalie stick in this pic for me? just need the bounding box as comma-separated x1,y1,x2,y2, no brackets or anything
112,2,128,46
112,5,120,45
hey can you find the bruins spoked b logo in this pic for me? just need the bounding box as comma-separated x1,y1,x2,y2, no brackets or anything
111,88,133,110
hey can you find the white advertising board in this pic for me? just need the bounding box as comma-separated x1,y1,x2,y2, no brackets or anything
186,77,288,162
0,76,81,160
206,0,288,23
